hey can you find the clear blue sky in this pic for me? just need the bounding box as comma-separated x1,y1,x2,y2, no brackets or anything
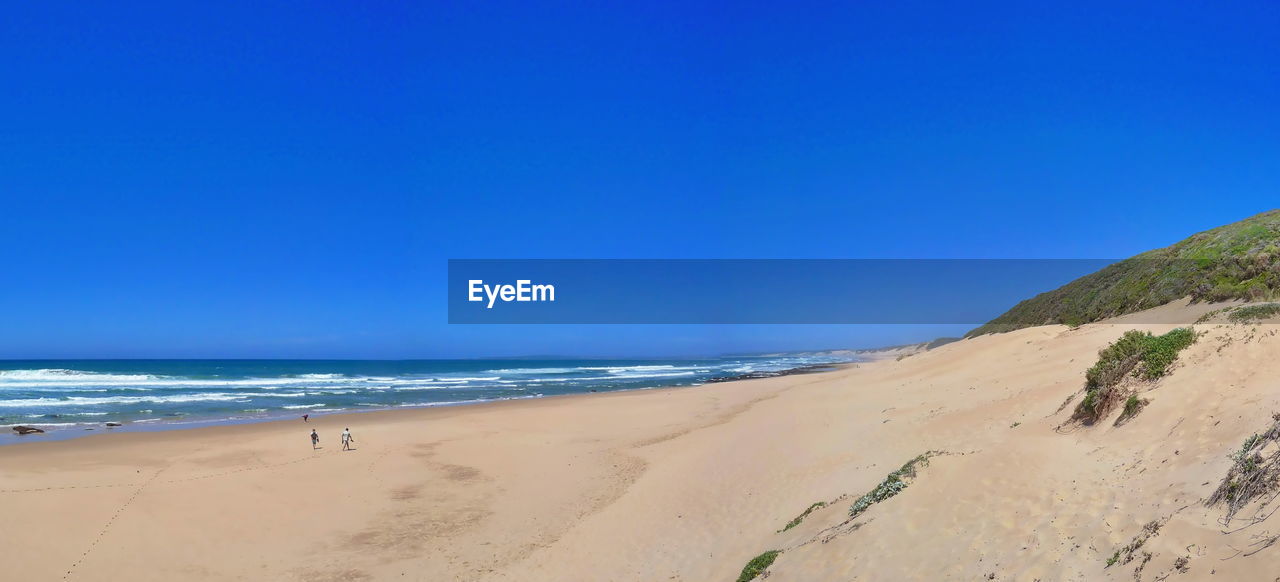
3,2,1278,358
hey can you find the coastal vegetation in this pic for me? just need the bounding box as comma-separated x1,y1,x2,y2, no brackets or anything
778,501,827,532
1116,394,1148,424
1105,519,1162,569
968,210,1280,337
850,452,939,518
735,550,780,582
1208,413,1280,524
740,453,942,580
1195,302,1280,324
1228,303,1280,323
1075,328,1196,423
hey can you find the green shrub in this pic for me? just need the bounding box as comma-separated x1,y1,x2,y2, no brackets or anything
1140,328,1196,379
1085,328,1196,386
1116,394,1149,424
736,550,781,582
1080,390,1099,415
1085,330,1149,389
1123,395,1142,416
1228,303,1280,323
1076,328,1196,421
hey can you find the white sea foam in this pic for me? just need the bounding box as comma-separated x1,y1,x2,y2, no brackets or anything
0,393,250,407
603,370,699,379
0,366,714,391
0,369,161,383
579,365,696,372
487,367,579,375
0,368,364,389
385,385,470,391
516,371,697,382
395,396,520,407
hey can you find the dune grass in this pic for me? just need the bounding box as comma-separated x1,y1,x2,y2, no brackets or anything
1208,414,1280,524
1104,520,1162,568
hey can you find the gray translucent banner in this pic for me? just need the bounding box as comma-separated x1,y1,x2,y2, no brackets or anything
447,259,1155,324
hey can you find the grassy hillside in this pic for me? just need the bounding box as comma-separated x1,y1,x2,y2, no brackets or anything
968,210,1280,337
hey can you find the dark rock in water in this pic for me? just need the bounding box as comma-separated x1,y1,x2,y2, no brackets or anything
12,426,45,435
706,364,843,383
105,422,123,427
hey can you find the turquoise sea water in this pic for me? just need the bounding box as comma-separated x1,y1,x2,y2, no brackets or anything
0,356,849,440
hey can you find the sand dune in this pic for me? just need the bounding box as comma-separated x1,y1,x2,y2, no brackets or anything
5,301,1280,580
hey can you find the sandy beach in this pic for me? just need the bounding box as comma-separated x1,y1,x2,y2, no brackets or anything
9,2,1276,579
5,302,1280,581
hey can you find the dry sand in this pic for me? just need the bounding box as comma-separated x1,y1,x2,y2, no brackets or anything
5,300,1280,580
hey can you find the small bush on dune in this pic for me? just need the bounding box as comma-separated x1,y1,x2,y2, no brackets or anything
1123,395,1142,416
1084,331,1149,389
736,550,780,582
1115,394,1150,425
1075,328,1196,422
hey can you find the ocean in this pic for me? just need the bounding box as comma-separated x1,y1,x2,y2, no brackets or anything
0,356,850,440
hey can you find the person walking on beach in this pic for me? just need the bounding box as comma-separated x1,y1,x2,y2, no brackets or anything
302,414,309,422
310,429,319,449
341,428,354,451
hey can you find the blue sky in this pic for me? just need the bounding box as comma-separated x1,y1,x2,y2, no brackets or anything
3,2,1279,358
